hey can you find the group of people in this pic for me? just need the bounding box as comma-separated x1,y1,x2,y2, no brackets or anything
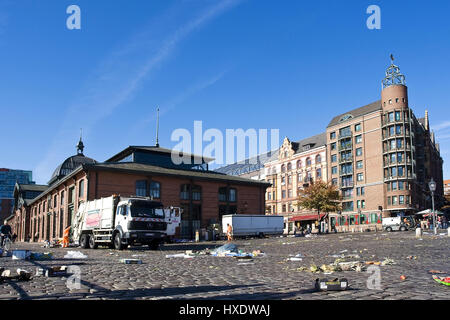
419,215,448,230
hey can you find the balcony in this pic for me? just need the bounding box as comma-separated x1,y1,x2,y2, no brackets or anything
339,143,353,151
339,132,352,139
340,182,354,189
339,156,353,163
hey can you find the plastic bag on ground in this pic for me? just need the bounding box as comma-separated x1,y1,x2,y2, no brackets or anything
64,251,88,259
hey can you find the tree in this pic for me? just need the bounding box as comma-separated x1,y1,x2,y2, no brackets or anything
297,180,342,225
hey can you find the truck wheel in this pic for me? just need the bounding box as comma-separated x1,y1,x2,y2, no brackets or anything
386,227,392,232
149,240,160,250
80,234,89,249
89,235,98,249
114,232,125,250
400,226,406,232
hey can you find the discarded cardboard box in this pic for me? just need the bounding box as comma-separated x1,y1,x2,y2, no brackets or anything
315,278,348,291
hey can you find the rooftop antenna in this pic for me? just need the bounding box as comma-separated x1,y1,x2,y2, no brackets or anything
155,107,160,147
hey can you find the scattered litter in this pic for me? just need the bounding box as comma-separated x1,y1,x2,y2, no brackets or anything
44,266,69,277
237,262,255,265
432,275,450,286
400,275,407,281
381,258,395,266
120,259,142,264
0,268,32,282
64,251,88,259
211,243,239,255
406,256,417,260
165,253,190,258
30,252,53,260
12,250,31,260
338,261,365,272
365,261,381,265
287,257,303,262
429,270,446,274
131,254,147,258
315,278,348,291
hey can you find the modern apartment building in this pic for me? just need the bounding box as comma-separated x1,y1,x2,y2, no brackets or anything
0,168,35,222
326,59,444,232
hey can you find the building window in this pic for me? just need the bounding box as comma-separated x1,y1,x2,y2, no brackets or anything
288,175,292,185
60,191,65,206
392,196,398,205
356,148,363,157
399,195,405,205
136,180,147,197
398,181,404,190
229,188,237,202
355,124,361,132
331,142,336,151
359,214,366,224
316,155,321,164
355,135,362,144
316,168,322,179
282,190,286,199
281,164,286,173
332,178,338,186
331,154,337,163
218,187,227,202
330,132,336,140
357,173,364,182
343,202,354,212
78,180,84,198
288,189,293,198
332,166,337,175
297,160,302,169
387,197,391,205
388,112,394,122
361,187,365,195
180,185,190,200
287,162,292,171
356,160,363,169
192,185,201,201
395,111,401,121
282,205,286,213
306,157,312,166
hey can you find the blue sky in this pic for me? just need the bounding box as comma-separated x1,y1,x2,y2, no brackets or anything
0,0,449,184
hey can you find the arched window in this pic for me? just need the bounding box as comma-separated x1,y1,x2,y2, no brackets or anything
281,164,286,173
287,162,292,171
306,157,312,166
316,155,321,164
297,160,302,169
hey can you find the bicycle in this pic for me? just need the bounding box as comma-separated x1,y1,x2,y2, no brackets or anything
0,234,12,252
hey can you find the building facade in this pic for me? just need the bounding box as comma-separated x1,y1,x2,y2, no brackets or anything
326,60,444,232
0,168,34,223
264,134,327,232
444,179,450,196
15,141,269,242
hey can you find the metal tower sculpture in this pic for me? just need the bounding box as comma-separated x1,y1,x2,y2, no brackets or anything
382,54,406,89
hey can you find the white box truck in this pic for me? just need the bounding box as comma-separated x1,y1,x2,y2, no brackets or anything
221,214,284,238
72,195,182,250
382,216,413,232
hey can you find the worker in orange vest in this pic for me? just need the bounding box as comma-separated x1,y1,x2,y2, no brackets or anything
62,226,71,248
226,223,233,242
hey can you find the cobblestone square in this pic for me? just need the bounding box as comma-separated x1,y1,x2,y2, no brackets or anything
0,230,448,300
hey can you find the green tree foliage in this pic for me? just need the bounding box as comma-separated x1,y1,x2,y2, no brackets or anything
297,181,342,220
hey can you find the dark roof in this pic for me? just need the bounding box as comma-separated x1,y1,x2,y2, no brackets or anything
105,146,214,163
83,162,269,186
292,133,327,154
48,154,97,185
327,101,382,128
215,151,279,176
16,184,48,192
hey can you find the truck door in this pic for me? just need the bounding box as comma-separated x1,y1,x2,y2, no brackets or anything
116,204,129,232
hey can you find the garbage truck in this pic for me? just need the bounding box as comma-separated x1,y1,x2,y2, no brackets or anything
72,195,182,250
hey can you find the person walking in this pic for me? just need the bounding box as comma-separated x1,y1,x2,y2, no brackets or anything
226,223,233,242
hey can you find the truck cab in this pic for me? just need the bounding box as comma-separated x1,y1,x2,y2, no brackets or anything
113,198,167,250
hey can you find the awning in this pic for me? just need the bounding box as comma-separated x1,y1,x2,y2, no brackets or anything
289,213,327,222
415,209,444,216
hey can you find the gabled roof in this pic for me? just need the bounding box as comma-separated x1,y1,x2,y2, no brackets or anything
327,101,382,128
292,133,327,154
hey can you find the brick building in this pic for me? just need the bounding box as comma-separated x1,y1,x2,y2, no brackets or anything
326,59,444,232
14,140,268,242
0,168,34,222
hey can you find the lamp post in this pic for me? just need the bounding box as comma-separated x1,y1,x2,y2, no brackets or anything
428,178,437,235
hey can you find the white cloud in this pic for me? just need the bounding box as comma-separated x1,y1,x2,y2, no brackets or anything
433,120,450,131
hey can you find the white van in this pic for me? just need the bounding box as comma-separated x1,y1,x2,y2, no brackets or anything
382,216,408,232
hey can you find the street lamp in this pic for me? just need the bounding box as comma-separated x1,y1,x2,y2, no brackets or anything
428,178,437,235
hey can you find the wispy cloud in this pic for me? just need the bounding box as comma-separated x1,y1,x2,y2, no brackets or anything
34,0,242,183
434,120,450,131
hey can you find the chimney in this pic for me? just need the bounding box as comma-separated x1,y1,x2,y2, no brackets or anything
424,110,429,131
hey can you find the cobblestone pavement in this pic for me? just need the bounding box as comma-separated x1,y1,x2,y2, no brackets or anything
0,230,448,300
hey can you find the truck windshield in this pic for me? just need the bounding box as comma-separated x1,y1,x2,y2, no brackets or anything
129,202,165,218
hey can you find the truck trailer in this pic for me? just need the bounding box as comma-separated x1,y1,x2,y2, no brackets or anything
221,214,284,238
72,195,181,250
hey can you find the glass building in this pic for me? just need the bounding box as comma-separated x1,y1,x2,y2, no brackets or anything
0,168,34,221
